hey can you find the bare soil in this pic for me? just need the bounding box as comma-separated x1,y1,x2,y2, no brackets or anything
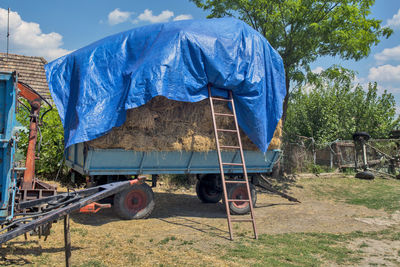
1,176,399,266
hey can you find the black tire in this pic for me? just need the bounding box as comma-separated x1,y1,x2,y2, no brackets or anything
196,174,222,203
113,183,155,220
227,183,257,215
355,171,375,180
353,132,370,142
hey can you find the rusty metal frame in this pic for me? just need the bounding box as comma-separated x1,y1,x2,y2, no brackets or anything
0,179,140,244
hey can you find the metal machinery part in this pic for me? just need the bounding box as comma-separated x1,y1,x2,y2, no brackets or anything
0,179,143,244
15,81,57,202
0,72,18,222
352,132,400,179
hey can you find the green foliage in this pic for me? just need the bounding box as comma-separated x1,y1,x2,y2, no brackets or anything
284,66,400,145
191,0,393,119
16,102,67,180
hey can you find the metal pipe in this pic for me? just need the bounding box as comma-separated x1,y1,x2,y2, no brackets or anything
64,214,71,267
22,103,41,189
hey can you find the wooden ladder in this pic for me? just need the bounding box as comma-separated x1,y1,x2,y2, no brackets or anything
208,84,258,240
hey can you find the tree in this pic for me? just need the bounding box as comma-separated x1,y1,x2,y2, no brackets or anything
284,67,400,145
17,103,67,180
190,0,393,121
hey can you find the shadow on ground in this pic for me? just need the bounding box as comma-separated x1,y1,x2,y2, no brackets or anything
71,190,294,227
72,191,225,226
0,240,81,266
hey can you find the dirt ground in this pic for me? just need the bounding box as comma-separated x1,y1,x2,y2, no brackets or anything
1,176,399,266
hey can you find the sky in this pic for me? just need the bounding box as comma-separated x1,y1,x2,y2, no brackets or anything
0,0,399,109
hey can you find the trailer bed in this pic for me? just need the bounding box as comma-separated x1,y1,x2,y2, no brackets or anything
66,143,280,176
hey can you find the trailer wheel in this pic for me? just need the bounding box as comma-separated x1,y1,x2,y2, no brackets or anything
113,183,155,220
227,184,256,215
355,171,375,180
196,174,222,203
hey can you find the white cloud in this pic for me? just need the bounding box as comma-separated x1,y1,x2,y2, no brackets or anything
311,66,324,74
353,75,367,86
0,8,70,61
374,45,400,63
173,14,193,21
368,64,400,83
137,9,174,24
107,8,132,25
387,9,400,29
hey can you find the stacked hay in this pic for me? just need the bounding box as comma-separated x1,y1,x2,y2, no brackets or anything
268,119,282,150
87,96,281,151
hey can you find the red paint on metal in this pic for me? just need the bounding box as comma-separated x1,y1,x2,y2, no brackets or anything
17,82,42,190
231,186,248,209
129,176,146,185
124,189,146,212
79,202,111,213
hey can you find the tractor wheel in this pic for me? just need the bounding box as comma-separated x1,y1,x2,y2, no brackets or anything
352,132,371,142
113,183,155,220
355,171,375,180
196,174,222,203
227,183,257,215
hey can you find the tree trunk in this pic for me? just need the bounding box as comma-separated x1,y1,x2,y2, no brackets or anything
281,72,290,124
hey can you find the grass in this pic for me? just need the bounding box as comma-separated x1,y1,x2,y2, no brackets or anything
78,260,107,267
224,228,400,267
221,177,400,266
70,227,88,237
308,177,400,212
224,233,358,266
158,236,177,245
1,176,399,266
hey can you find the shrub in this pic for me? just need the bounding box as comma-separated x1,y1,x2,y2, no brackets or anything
16,102,68,182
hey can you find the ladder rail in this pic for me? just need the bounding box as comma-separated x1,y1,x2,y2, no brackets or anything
208,85,234,240
208,84,258,240
229,90,258,239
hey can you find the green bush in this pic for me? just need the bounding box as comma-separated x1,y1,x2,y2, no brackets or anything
16,102,68,182
285,67,400,146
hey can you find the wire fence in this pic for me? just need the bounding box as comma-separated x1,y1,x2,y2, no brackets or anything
281,136,400,174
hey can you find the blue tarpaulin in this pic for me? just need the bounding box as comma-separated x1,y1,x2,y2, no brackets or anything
45,18,286,152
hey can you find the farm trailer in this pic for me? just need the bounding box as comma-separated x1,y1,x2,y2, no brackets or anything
65,142,281,218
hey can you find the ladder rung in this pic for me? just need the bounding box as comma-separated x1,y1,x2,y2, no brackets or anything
222,162,243,166
220,145,240,149
230,219,254,223
228,199,250,202
217,129,237,132
211,97,231,102
225,180,247,184
214,113,234,117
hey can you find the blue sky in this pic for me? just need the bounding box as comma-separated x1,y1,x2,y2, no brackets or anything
0,0,399,109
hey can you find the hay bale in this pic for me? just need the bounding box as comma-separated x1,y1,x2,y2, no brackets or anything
267,120,282,150
87,96,281,151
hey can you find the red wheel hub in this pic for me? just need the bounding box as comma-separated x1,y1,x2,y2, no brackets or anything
124,190,147,212
231,186,249,209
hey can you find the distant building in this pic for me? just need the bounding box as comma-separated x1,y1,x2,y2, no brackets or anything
0,53,51,99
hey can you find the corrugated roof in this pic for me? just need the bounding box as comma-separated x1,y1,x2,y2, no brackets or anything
0,53,51,99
